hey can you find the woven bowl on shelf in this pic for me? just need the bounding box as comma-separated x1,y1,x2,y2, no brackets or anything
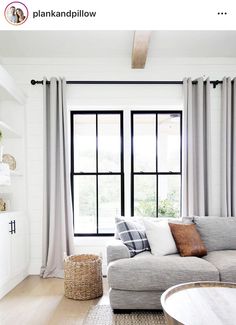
2,154,16,170
64,254,103,300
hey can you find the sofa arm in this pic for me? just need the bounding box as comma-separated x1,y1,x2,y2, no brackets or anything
106,239,130,264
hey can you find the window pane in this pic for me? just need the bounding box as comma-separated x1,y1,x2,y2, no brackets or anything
134,175,156,217
98,175,121,233
133,114,156,172
74,176,96,234
74,115,96,172
158,114,181,172
98,114,121,172
158,175,181,218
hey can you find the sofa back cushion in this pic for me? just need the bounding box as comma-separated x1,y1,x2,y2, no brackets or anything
193,216,236,252
115,217,150,257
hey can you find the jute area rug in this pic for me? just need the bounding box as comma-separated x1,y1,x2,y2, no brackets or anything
83,305,166,325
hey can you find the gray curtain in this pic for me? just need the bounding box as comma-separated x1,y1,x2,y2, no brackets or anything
182,78,211,217
41,77,74,278
221,77,236,217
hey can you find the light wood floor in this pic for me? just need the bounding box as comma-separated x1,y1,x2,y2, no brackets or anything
0,276,109,325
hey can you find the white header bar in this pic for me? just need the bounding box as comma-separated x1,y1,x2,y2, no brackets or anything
0,0,235,30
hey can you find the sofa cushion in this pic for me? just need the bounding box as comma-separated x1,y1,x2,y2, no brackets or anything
108,252,219,291
169,223,207,257
203,250,236,282
115,216,183,239
115,217,150,257
143,219,178,256
114,217,142,239
193,216,236,252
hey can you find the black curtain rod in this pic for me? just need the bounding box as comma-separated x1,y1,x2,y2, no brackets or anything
30,79,222,88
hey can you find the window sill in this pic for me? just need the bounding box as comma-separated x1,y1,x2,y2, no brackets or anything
74,236,113,246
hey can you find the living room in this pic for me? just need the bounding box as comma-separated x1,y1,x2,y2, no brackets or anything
0,29,236,324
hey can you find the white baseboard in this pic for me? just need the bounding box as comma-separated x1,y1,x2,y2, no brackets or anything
0,269,28,300
28,260,41,275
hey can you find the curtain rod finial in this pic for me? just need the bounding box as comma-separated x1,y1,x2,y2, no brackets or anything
31,79,36,85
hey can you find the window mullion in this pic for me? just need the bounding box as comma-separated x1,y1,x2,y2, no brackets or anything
156,113,158,218
71,112,75,230
120,112,125,216
96,113,99,234
131,112,134,216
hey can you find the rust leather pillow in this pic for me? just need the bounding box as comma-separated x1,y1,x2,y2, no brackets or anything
168,223,207,257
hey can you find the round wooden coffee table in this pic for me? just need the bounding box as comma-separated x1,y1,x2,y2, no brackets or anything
161,281,236,325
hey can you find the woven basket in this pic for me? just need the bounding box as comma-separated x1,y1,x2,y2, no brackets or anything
64,254,103,300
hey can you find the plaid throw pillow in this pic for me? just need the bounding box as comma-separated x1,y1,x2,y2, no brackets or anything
115,217,150,257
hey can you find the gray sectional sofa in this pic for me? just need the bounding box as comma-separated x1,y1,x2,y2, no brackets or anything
107,216,236,311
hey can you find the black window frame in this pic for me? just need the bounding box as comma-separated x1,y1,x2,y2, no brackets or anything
130,110,182,217
71,110,124,236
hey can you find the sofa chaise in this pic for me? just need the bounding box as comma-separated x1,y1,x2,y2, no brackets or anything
107,216,236,311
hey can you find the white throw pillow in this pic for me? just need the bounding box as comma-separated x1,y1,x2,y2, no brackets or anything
143,219,178,256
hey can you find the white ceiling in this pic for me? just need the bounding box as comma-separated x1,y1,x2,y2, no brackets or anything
0,31,236,58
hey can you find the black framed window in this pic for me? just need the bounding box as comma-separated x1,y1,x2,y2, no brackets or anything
131,111,182,218
71,111,124,236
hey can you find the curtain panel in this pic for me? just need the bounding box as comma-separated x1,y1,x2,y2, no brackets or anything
41,77,74,278
182,78,211,217
221,77,236,217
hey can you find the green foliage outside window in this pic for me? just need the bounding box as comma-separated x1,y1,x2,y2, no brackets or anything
135,190,179,218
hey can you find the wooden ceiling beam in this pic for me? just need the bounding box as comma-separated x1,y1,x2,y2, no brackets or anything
132,31,152,69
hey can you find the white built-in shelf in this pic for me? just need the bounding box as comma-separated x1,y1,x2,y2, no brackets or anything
0,121,21,138
10,170,23,177
0,210,21,215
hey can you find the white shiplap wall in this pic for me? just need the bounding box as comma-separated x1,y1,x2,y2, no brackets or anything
1,57,236,274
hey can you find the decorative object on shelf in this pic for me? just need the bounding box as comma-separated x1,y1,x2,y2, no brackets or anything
0,130,3,162
2,154,16,171
0,193,11,211
0,198,6,211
